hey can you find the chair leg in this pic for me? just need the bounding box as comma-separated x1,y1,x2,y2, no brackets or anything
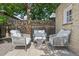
25,45,27,51
52,46,55,56
12,43,15,49
13,45,15,49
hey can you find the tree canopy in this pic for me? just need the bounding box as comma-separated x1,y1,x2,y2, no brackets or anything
0,3,59,21
30,3,59,20
0,3,26,16
0,15,7,25
0,3,26,24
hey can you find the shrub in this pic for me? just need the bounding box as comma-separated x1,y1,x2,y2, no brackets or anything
0,16,7,25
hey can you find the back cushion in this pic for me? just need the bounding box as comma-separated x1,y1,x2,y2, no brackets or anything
57,29,71,37
38,30,45,33
34,30,45,34
33,30,46,37
10,30,21,37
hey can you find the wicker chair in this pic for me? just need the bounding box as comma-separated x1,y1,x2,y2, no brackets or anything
33,29,47,44
49,29,71,47
10,30,31,49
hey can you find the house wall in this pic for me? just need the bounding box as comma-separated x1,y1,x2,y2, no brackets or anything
56,3,79,55
69,4,79,55
56,3,72,33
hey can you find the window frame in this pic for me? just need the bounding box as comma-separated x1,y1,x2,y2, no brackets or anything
63,4,72,24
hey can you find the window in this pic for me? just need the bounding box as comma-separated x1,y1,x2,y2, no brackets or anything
63,5,72,24
67,9,72,23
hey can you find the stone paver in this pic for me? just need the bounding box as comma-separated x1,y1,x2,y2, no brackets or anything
0,39,76,56
5,43,45,56
0,40,13,56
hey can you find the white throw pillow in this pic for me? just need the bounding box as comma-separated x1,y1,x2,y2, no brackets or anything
38,30,45,33
57,29,70,37
10,30,21,37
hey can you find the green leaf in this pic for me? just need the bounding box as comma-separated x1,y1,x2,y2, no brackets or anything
0,16,7,24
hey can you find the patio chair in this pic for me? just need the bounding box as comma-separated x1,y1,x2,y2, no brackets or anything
33,29,47,45
49,29,71,47
10,30,31,49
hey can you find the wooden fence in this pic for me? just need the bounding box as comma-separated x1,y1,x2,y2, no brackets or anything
8,20,55,36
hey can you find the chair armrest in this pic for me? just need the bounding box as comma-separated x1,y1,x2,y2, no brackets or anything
56,36,68,39
49,34,56,38
33,34,35,37
11,36,25,40
53,36,68,40
45,33,47,37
